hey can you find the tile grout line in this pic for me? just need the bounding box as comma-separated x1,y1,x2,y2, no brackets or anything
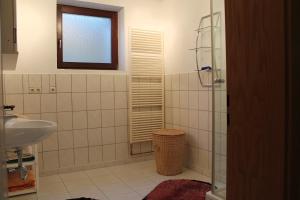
84,169,111,200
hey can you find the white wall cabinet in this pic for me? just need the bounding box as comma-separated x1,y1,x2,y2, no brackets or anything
1,0,17,54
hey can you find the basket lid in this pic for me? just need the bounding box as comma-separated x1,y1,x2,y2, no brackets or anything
153,129,185,136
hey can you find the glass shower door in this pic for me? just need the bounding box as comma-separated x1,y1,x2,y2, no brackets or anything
211,0,227,199
0,7,8,199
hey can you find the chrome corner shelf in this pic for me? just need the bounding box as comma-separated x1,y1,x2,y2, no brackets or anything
190,12,225,87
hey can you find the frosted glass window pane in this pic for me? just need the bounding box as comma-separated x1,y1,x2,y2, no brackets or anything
62,13,112,63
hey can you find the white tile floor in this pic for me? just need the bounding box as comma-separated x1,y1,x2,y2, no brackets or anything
9,160,210,200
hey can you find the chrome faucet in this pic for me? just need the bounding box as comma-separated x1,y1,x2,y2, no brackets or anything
3,105,17,119
3,105,15,112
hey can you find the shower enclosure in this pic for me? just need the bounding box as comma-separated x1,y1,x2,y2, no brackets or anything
208,0,227,199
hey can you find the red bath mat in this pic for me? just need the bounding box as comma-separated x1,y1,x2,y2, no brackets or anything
144,179,211,200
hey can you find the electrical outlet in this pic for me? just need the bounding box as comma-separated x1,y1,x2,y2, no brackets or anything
29,88,35,94
50,86,56,93
29,87,41,94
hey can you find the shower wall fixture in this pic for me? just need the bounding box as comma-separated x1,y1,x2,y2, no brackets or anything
190,12,224,87
128,28,165,154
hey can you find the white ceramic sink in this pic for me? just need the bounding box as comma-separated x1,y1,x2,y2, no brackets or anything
5,117,57,148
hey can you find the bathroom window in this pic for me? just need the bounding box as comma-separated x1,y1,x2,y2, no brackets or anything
57,5,118,70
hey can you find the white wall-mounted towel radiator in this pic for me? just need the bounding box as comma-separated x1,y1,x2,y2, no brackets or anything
128,28,165,150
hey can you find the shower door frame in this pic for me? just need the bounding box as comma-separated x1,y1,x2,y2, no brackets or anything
0,2,8,198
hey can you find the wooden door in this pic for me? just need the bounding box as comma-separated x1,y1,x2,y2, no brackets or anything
225,0,288,199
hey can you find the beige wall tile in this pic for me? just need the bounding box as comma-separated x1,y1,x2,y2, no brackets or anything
101,92,114,109
199,111,209,131
43,151,59,170
59,149,74,167
165,74,172,91
41,94,57,113
101,110,115,127
188,91,198,110
73,111,87,129
49,75,56,87
43,132,59,151
25,114,41,119
171,74,180,90
165,108,173,124
88,128,102,146
102,127,115,145
58,131,74,150
116,143,128,160
89,146,102,163
22,74,29,94
115,109,127,126
72,93,87,111
73,129,88,148
114,92,127,109
180,91,189,108
41,112,57,123
101,75,114,91
188,72,200,91
114,74,127,92
42,74,50,93
189,110,199,129
57,93,72,112
165,123,173,129
87,93,101,110
198,130,209,151
115,126,128,143
180,73,189,90
165,91,172,108
87,110,101,128
56,74,71,93
38,143,43,153
172,108,180,125
199,91,209,111
198,149,209,171
188,128,199,147
72,74,86,93
24,94,41,114
29,74,42,90
180,109,189,127
186,147,199,169
172,91,180,108
38,153,43,170
87,74,100,92
103,144,116,162
74,148,89,166
57,112,73,131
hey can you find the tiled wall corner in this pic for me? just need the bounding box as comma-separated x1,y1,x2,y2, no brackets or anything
165,72,213,177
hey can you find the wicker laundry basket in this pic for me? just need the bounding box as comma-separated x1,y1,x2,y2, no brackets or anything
153,129,185,176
